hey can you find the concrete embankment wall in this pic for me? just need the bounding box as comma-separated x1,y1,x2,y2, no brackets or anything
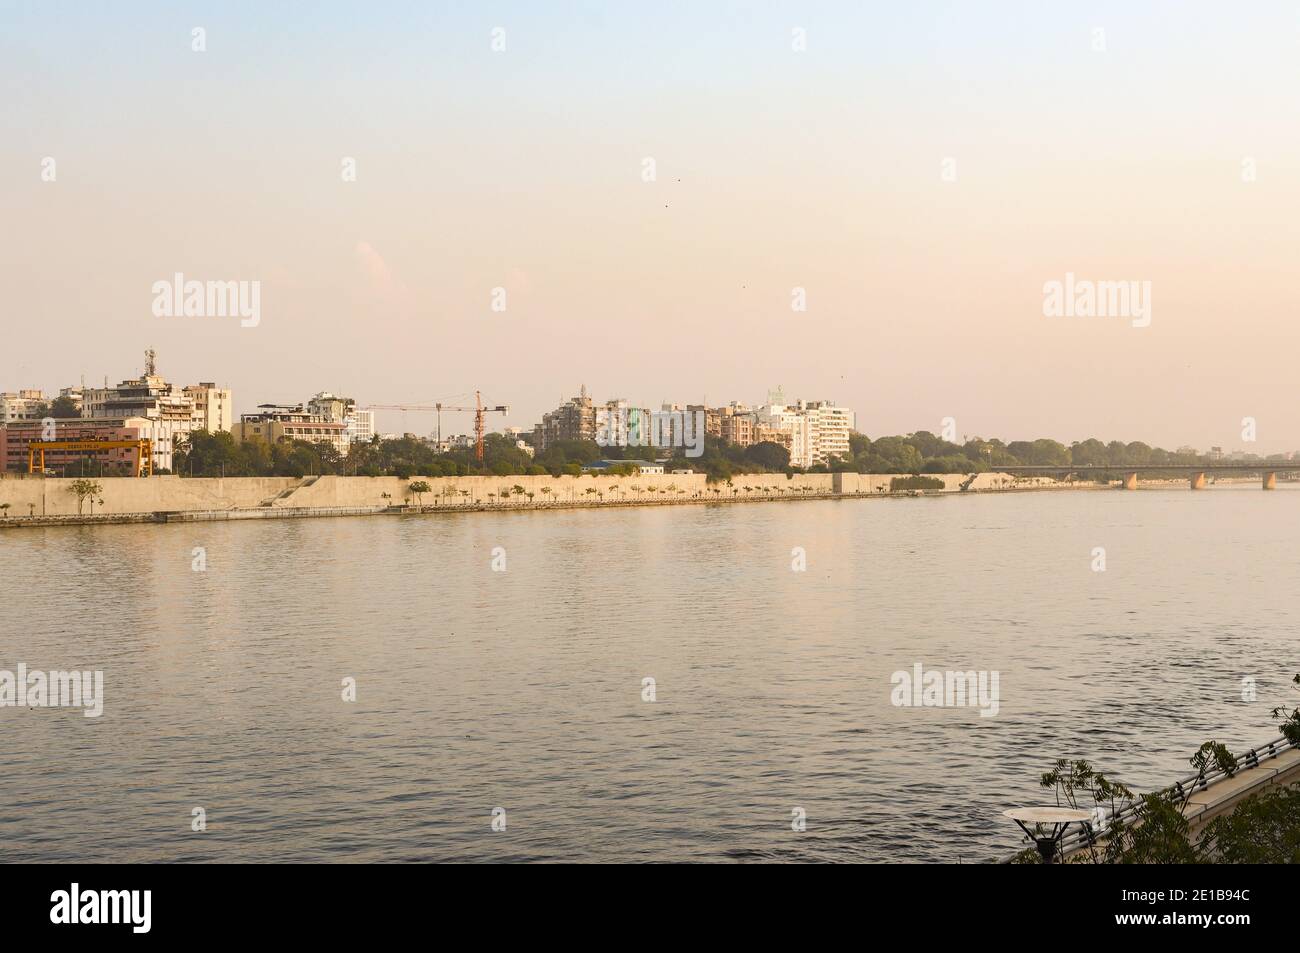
0,470,1041,520
0,473,715,517
0,475,298,517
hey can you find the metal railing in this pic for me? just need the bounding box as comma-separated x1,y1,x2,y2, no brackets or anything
1002,735,1295,862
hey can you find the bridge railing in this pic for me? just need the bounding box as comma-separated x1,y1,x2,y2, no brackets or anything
1001,735,1295,862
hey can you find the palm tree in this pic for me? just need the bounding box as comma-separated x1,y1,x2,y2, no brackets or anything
540,486,552,504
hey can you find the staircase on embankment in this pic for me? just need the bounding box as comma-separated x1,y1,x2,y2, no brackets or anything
258,476,320,507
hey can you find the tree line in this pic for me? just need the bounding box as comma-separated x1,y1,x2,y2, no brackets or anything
162,429,1272,481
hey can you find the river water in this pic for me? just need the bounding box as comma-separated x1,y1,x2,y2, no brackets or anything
2,486,1296,862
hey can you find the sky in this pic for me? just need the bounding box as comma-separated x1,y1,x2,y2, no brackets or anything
3,1,1300,451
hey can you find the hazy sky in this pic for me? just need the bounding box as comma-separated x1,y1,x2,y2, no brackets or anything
4,2,1299,451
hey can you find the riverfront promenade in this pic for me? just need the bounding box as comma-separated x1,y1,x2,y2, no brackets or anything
0,470,1081,528
1040,737,1300,863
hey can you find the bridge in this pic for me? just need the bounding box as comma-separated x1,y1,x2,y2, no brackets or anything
993,463,1297,490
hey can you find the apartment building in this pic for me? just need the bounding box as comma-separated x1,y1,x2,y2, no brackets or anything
233,405,348,454
183,382,233,433
80,374,204,472
345,409,375,444
755,399,855,468
534,385,597,451
716,403,756,447
0,390,47,423
805,400,855,464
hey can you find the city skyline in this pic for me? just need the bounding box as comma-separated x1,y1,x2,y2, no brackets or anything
2,355,1296,457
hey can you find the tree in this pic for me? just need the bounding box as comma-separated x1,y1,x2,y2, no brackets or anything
407,480,431,506
1070,438,1108,467
744,441,790,470
68,479,102,516
46,395,80,418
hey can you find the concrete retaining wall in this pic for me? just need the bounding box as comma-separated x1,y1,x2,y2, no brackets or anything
0,470,1041,520
0,475,297,517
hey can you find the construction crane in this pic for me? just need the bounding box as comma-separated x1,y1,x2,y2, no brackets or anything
362,391,508,461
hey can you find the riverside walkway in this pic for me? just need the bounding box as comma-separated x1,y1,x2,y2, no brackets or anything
1003,736,1300,862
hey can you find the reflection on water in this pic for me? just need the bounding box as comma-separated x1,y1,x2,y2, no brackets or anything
1,486,1296,862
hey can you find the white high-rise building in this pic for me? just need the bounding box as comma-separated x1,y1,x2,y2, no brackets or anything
346,408,375,444
806,401,854,464
756,399,855,469
184,382,233,433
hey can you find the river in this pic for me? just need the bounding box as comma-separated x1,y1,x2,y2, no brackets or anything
2,486,1296,862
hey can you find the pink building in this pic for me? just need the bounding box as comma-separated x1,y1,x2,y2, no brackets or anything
0,419,145,474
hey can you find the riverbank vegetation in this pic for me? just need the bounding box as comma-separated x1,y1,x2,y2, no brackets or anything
163,428,1281,481
1013,675,1300,863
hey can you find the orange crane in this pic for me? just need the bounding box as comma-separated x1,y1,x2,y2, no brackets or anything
362,391,508,461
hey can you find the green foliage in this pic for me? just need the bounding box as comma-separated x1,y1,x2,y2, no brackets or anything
1020,675,1300,864
168,424,1233,483
744,441,791,471
890,475,944,491
1198,785,1300,863
660,436,792,482
843,432,1217,477
36,395,81,418
1270,673,1300,746
406,480,431,505
67,479,103,515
